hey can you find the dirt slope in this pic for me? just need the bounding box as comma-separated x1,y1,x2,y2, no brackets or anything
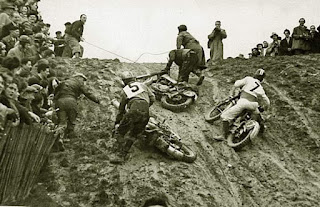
24,55,320,207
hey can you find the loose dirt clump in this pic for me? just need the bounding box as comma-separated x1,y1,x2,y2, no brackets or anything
24,55,320,207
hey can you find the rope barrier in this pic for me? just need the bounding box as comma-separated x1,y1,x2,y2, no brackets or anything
84,40,169,63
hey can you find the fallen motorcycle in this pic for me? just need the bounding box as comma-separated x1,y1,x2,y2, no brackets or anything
111,99,197,163
144,116,197,163
149,74,198,112
205,94,240,123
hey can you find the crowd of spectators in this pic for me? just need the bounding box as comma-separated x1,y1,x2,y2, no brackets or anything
248,18,320,58
0,0,75,134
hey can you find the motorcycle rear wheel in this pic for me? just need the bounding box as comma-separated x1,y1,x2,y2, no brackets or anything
160,96,193,112
227,126,256,150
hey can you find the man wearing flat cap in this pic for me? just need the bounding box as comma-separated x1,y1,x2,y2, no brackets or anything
0,2,15,35
53,72,100,139
1,11,21,39
1,24,20,53
292,18,311,55
266,32,280,57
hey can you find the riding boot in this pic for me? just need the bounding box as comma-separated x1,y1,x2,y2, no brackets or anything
194,70,205,86
196,75,205,86
214,121,230,141
110,139,134,164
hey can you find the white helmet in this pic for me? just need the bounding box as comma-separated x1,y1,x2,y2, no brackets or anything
254,68,265,81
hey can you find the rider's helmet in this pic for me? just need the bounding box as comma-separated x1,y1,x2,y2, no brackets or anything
254,68,265,82
120,71,136,85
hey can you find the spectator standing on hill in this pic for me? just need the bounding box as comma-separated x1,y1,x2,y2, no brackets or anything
1,11,21,39
53,31,65,57
251,48,260,57
309,25,320,53
257,44,264,57
176,24,206,69
266,33,280,57
53,73,100,139
15,58,32,77
163,49,205,85
0,74,16,130
7,35,38,63
65,14,86,58
1,25,20,53
262,41,269,56
20,12,38,35
19,5,28,22
279,29,293,56
0,2,15,36
207,20,227,63
292,18,311,55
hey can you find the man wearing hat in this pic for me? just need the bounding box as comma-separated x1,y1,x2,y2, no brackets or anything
0,2,15,35
1,11,21,39
176,24,206,69
7,35,39,64
292,18,311,55
53,72,100,139
1,24,20,53
266,32,280,57
53,31,65,57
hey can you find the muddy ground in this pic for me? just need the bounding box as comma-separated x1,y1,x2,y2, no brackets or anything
22,55,320,207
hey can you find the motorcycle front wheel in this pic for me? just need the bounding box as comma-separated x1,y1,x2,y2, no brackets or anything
160,95,193,112
205,103,233,123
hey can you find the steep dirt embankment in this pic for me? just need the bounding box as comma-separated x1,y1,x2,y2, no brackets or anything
26,56,320,207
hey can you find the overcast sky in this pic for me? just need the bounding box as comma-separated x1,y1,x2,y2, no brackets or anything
38,0,320,62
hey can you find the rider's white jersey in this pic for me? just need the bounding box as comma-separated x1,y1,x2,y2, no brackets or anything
234,76,270,107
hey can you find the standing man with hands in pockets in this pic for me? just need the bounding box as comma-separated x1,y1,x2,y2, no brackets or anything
208,21,227,63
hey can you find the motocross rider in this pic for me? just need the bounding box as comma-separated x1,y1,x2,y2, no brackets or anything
111,71,156,164
163,49,206,85
217,69,270,140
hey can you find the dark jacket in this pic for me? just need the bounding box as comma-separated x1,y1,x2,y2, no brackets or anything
28,74,49,89
166,49,193,68
310,31,320,53
279,37,293,55
1,22,19,39
292,26,311,51
115,82,155,124
2,35,18,52
54,78,99,103
69,20,84,41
